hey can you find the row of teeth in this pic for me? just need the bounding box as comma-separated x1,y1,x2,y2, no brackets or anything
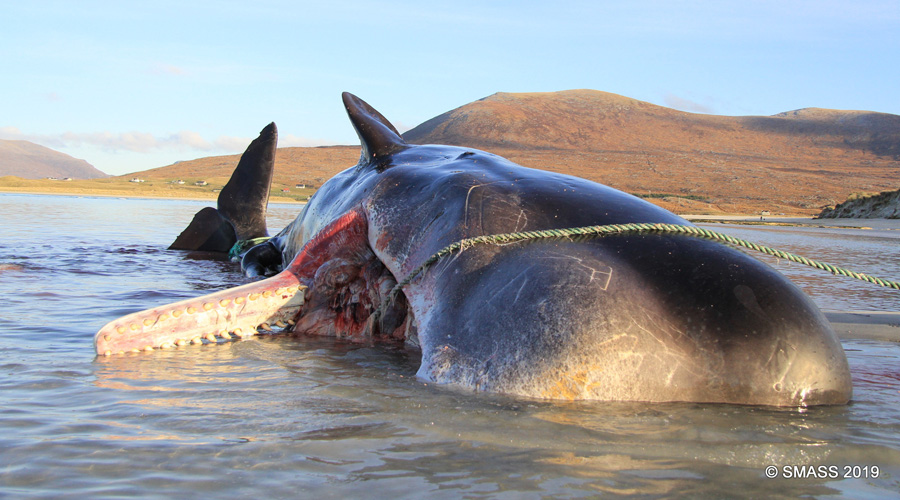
99,285,305,356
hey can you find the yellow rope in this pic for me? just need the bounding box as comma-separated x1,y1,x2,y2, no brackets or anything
373,222,898,322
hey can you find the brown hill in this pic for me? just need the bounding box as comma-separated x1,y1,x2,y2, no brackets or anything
402,90,900,214
403,90,900,158
131,90,900,215
0,140,107,179
132,146,361,200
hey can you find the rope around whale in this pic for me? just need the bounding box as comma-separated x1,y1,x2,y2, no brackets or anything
229,237,272,260
372,222,899,323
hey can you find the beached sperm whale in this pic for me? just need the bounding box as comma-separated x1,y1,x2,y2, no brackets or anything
95,93,852,406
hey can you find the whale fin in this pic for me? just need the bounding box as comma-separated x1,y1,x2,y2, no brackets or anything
342,92,407,164
218,122,277,241
169,123,277,252
168,207,236,253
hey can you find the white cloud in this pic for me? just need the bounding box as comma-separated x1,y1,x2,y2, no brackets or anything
172,130,211,150
663,94,715,114
212,135,250,151
1,127,242,153
279,133,342,148
390,120,413,134
150,63,187,76
0,126,25,139
0,127,340,154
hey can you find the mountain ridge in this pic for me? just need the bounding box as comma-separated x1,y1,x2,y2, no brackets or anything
0,140,107,179
402,89,900,159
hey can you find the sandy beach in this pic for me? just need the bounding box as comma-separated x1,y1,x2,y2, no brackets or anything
825,311,900,341
683,214,900,230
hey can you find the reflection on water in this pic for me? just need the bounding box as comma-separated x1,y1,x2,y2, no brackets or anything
0,194,898,498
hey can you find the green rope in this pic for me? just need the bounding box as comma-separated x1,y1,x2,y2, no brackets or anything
374,222,898,322
228,236,271,260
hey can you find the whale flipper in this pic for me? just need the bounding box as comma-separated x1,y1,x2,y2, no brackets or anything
169,123,277,252
168,206,236,253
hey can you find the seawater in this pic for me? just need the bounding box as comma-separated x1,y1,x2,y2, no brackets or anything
0,193,898,498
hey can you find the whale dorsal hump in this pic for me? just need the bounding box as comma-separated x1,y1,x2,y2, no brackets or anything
342,92,407,164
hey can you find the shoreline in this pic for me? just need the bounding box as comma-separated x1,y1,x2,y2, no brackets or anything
683,214,900,230
826,311,900,342
3,188,893,223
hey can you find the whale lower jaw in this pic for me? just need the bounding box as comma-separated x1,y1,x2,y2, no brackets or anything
94,272,306,355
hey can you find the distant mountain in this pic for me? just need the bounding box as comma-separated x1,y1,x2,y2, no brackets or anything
0,140,107,179
403,89,900,159
400,90,899,214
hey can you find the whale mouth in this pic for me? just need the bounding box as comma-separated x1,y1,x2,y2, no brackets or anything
94,208,412,356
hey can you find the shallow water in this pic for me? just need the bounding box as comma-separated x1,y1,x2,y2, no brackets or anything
0,193,898,498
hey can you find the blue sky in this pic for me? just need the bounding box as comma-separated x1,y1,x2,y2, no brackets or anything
2,0,898,176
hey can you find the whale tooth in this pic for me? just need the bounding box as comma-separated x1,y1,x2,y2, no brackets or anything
235,296,245,305
262,290,272,298
172,309,183,318
275,320,287,328
220,331,232,340
260,323,272,331
249,293,260,301
287,319,296,326
205,333,217,342
175,339,187,346
130,324,140,331
143,345,154,352
191,337,202,345
103,334,111,342
187,306,197,314
203,302,214,311
103,350,111,356
116,326,126,335
219,299,231,307
131,348,141,353
159,313,169,321
143,318,154,327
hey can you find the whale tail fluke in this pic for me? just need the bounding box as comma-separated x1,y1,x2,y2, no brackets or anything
169,123,277,252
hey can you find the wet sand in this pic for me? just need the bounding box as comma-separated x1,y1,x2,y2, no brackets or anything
826,311,900,342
